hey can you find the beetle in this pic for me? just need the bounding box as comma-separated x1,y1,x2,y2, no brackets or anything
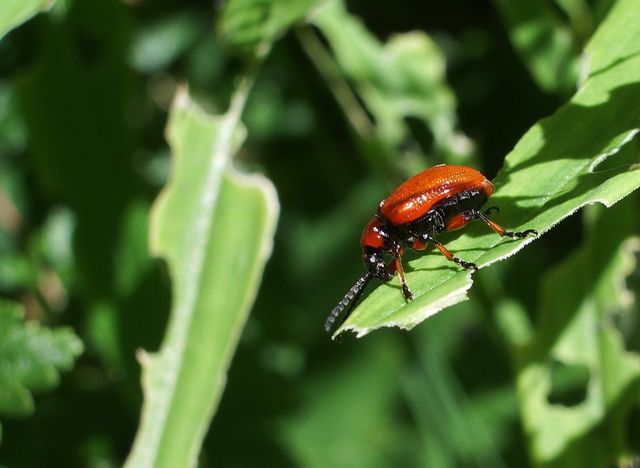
325,164,537,333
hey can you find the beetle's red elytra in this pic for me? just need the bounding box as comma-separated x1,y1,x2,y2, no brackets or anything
325,164,537,334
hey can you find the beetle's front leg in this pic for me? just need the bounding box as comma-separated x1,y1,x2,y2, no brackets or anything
386,244,413,301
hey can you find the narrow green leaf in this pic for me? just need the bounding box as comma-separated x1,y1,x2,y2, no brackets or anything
337,0,640,338
14,0,138,298
124,87,279,468
0,0,55,40
0,300,83,430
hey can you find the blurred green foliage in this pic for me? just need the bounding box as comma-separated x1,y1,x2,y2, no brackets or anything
1,1,639,467
0,300,82,421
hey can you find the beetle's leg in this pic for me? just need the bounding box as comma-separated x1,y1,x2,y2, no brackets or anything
426,234,477,271
472,210,538,238
435,241,478,270
387,246,413,301
395,256,414,301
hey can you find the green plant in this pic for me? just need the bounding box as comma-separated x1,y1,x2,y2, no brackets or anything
1,0,639,466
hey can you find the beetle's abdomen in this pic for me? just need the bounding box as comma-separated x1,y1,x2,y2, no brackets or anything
380,165,493,225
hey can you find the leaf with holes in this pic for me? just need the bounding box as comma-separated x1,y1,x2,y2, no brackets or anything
334,0,640,338
124,87,279,468
505,195,640,467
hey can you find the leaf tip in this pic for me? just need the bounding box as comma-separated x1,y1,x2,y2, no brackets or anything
332,324,371,340
172,84,191,110
136,348,151,367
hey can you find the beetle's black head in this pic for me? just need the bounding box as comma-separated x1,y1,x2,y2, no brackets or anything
363,247,392,281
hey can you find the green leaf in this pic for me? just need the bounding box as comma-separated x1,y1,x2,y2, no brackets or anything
219,0,321,51
308,0,473,172
509,197,640,467
0,0,55,40
336,0,640,338
0,300,83,422
15,0,138,299
124,87,279,468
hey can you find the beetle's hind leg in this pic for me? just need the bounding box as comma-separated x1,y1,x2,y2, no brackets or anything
424,234,478,271
471,209,537,238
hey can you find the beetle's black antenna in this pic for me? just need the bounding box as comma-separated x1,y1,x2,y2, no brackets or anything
325,271,373,333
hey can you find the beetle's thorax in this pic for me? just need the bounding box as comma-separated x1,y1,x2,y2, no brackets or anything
360,216,395,279
360,216,388,250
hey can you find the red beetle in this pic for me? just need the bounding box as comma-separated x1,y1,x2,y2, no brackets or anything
325,164,537,333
